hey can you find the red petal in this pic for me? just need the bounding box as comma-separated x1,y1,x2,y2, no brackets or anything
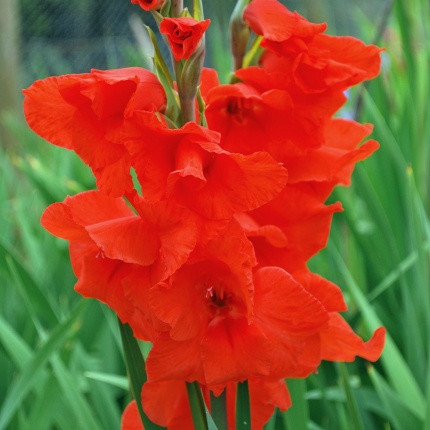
72,248,135,322
121,401,143,430
91,67,166,115
150,265,211,341
253,267,328,377
86,217,159,266
172,151,288,219
247,186,342,270
41,202,88,241
146,333,205,382
292,269,348,312
23,74,90,149
202,318,273,385
254,267,328,336
314,34,382,83
64,190,134,225
320,313,386,362
141,381,194,429
136,200,198,282
244,0,298,42
249,378,292,428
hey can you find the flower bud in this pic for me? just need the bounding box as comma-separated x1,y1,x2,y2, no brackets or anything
230,0,251,70
131,0,166,12
160,17,210,61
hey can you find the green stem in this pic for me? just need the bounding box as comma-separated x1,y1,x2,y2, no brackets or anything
236,380,251,430
186,381,209,430
176,44,205,124
172,0,183,17
230,0,251,71
210,390,228,430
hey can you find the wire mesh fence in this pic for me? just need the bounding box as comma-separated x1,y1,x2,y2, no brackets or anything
18,0,384,87
0,0,386,135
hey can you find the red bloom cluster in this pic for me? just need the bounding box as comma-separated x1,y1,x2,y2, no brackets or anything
23,0,385,428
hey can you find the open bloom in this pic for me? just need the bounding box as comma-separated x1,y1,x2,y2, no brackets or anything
243,0,382,94
145,223,329,385
160,17,211,61
120,112,288,220
41,190,197,340
23,68,166,197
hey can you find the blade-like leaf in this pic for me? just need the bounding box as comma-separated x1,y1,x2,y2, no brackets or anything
0,300,88,430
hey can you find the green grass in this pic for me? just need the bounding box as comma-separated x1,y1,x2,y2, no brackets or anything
1,0,429,429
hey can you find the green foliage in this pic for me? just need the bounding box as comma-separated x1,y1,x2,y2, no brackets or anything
1,0,429,429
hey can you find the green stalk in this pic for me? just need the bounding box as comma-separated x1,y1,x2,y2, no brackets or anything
171,0,183,17
186,381,209,430
230,0,251,71
236,380,251,430
210,390,228,430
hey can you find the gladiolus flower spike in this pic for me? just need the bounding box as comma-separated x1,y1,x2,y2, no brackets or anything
23,0,386,428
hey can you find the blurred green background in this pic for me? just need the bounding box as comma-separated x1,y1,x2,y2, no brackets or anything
0,0,429,429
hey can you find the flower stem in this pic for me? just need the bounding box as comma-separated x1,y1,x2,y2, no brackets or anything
210,389,228,430
176,43,205,124
236,380,251,430
230,0,251,70
186,381,209,430
172,0,183,17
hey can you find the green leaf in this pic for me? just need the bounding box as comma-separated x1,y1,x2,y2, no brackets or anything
283,379,309,430
193,0,204,20
50,354,102,430
26,376,63,430
0,313,32,369
332,247,426,421
368,366,422,429
0,300,88,430
2,245,58,328
84,372,129,390
338,363,365,430
205,404,220,430
118,320,165,430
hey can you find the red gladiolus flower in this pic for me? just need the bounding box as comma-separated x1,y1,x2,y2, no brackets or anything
244,0,382,93
23,68,166,197
205,80,330,157
121,112,288,220
41,190,197,341
146,254,329,385
130,0,166,11
236,186,343,273
160,17,211,61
